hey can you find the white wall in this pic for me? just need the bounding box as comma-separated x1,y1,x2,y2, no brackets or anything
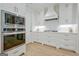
32,6,59,31
25,6,40,32
25,7,32,32
25,3,79,32
30,4,78,31
25,4,45,32
44,20,59,31
31,11,40,31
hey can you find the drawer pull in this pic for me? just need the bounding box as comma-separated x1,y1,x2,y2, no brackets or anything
64,39,71,41
65,34,68,36
64,44,69,46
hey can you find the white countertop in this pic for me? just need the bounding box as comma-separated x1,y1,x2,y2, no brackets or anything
26,32,78,35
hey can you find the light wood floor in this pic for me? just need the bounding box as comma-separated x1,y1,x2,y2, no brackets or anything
25,42,79,56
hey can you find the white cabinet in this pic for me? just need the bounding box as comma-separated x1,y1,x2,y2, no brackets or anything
46,33,60,47
0,3,26,17
38,33,49,44
74,34,79,53
26,33,33,42
26,32,38,42
35,32,62,48
0,4,15,13
27,32,79,53
59,4,78,25
59,4,73,24
14,4,26,16
31,33,38,42
60,34,75,50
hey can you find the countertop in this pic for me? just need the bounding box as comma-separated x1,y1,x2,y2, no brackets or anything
26,32,78,35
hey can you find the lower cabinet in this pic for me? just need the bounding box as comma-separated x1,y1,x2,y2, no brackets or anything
38,33,78,52
60,40,75,50
60,34,77,51
35,32,61,48
27,32,79,53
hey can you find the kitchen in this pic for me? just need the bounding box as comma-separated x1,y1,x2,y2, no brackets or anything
0,3,79,56
26,3,79,55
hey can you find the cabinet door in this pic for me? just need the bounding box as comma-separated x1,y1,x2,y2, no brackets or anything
37,32,48,44
0,4,15,13
59,4,73,24
32,32,38,42
26,33,33,42
14,3,26,16
50,33,62,47
74,34,79,52
60,34,76,50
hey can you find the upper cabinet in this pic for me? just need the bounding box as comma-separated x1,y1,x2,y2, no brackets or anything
0,3,26,16
14,4,26,16
0,4,15,13
59,4,78,25
59,4,73,24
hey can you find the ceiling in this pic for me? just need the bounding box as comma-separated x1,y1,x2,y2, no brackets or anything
26,3,58,12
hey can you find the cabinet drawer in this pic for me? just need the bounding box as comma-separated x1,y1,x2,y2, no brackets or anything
62,39,74,43
61,44,75,50
61,40,74,46
64,34,77,39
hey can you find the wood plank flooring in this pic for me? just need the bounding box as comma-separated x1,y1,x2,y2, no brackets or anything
25,42,79,56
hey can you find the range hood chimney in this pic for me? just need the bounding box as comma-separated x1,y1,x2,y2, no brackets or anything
43,7,58,20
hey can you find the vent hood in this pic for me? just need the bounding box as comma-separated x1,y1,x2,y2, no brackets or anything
43,7,58,20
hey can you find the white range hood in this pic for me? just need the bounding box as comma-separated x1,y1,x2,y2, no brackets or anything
43,7,58,20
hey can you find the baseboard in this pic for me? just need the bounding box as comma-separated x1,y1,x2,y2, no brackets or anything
33,41,56,49
74,50,79,54
59,48,76,53
19,53,24,56
33,41,42,44
26,40,33,44
43,44,56,48
26,41,78,54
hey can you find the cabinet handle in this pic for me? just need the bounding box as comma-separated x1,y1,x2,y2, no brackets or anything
65,44,69,46
14,7,18,13
65,34,68,36
64,39,70,41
